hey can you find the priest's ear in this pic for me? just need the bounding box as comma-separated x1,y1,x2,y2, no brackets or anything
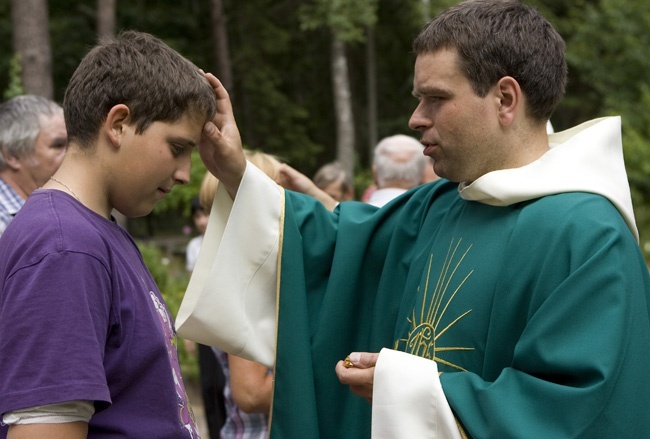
495,76,521,127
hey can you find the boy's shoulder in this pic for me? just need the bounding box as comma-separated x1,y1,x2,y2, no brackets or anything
2,190,125,267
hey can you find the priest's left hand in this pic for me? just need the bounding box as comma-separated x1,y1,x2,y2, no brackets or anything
335,352,379,403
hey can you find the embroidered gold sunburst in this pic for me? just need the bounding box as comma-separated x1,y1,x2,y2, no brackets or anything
394,238,474,371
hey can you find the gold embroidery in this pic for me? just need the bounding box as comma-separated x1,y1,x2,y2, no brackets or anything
395,238,474,371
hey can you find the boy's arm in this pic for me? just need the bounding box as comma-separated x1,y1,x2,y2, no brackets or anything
8,422,88,439
199,73,247,200
4,400,94,438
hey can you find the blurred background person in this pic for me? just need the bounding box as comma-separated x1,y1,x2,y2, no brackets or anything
185,190,225,439
366,134,427,207
0,95,67,236
245,150,282,182
312,161,355,202
278,163,338,211
186,196,210,272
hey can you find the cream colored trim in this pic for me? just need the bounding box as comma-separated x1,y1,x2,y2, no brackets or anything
176,162,283,367
372,348,461,439
459,117,638,241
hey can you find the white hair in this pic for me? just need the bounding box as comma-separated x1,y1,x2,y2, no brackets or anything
373,134,427,188
0,95,63,169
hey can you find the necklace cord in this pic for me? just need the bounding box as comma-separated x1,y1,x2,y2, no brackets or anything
49,176,81,202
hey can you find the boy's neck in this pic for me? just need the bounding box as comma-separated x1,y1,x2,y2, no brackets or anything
46,146,113,219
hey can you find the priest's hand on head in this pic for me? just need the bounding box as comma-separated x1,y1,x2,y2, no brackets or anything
199,72,246,200
335,352,379,403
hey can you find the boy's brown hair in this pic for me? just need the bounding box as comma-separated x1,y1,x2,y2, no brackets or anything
63,30,216,148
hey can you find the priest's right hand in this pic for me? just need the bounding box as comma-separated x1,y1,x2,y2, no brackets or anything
199,72,246,200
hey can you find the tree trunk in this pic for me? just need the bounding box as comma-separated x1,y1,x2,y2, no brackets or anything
331,35,355,179
366,25,377,164
97,0,116,39
11,0,54,98
210,0,234,92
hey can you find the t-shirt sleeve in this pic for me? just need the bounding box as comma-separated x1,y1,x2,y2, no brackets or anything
0,251,113,416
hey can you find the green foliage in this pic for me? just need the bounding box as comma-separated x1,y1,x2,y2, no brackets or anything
138,241,199,382
1,0,649,259
561,0,650,251
299,0,379,42
623,118,650,258
427,0,465,19
371,0,427,140
227,0,325,170
565,0,650,109
3,54,25,100
117,0,213,70
353,165,374,200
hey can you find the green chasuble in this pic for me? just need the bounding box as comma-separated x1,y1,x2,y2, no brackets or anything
271,180,650,438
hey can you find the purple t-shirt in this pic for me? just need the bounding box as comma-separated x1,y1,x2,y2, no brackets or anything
0,190,200,438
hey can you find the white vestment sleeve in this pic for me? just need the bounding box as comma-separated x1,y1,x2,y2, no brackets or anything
373,348,462,439
176,163,283,368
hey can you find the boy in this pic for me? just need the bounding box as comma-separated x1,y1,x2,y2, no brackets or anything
0,31,216,437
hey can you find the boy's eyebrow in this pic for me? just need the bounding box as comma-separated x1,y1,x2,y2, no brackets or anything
168,136,198,148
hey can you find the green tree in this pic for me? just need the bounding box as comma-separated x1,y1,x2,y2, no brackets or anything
3,0,647,259
298,0,379,178
559,0,650,252
224,0,324,170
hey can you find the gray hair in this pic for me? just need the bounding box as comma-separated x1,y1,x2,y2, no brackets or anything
373,135,427,188
0,95,63,169
313,161,353,193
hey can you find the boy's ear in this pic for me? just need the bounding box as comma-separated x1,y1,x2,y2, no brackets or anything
104,104,131,148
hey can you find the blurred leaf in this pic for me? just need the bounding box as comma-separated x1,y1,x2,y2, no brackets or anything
3,54,25,100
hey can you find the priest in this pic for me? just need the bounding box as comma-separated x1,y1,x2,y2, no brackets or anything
178,1,650,437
